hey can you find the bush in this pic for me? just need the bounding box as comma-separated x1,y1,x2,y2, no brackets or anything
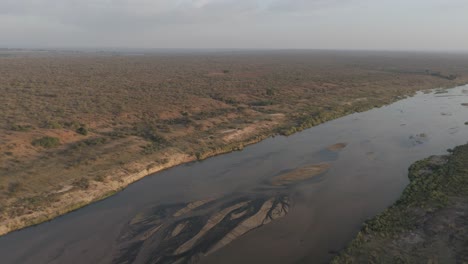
94,175,105,182
249,100,274,106
83,137,106,146
7,182,21,194
32,136,60,148
76,126,88,135
10,124,33,132
134,125,168,145
43,120,62,129
73,178,90,189
141,142,165,155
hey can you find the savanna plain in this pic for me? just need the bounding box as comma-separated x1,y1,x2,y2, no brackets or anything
1,49,468,241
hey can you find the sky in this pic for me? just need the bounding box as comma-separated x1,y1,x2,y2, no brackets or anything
1,0,467,51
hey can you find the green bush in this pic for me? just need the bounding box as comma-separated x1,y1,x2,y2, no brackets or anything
32,136,60,148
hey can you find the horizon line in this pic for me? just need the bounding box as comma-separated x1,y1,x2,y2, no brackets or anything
2,46,468,55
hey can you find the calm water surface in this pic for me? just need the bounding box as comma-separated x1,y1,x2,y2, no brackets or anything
1,85,468,264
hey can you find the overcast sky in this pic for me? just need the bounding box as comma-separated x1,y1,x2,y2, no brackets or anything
1,0,467,51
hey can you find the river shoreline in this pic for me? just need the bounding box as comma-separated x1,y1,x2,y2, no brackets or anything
1,83,468,264
1,83,467,238
331,143,468,263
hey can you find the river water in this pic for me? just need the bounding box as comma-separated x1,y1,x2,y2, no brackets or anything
1,85,468,264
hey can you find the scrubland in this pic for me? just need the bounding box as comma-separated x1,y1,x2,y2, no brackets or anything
1,50,468,235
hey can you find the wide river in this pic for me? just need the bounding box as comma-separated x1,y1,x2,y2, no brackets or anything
1,85,468,264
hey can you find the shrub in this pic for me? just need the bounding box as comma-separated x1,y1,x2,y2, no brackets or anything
135,125,168,145
32,136,60,148
8,182,21,194
76,126,88,135
141,142,165,155
73,178,90,189
163,117,192,126
94,175,105,182
43,120,62,129
10,124,33,132
83,137,107,146
249,100,274,106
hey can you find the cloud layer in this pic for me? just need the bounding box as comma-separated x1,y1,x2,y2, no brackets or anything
1,0,467,50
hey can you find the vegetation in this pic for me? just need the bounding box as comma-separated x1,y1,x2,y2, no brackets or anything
31,136,60,148
76,126,88,136
2,50,468,236
73,178,90,189
10,124,32,132
332,144,468,263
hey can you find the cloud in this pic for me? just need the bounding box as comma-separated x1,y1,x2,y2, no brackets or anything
0,0,467,50
267,0,353,13
1,1,256,25
0,0,271,46
0,0,347,30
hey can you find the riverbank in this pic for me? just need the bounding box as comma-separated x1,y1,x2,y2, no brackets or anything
2,51,468,237
331,143,468,263
2,84,468,238
0,91,422,236
0,135,271,236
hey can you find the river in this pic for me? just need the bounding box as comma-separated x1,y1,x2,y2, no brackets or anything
1,85,467,264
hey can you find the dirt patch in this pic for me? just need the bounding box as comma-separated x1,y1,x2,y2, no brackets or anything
221,120,278,143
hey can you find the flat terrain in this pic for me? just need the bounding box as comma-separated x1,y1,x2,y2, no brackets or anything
1,50,468,235
332,143,468,263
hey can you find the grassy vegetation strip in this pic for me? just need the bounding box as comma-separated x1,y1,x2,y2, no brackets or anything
331,144,468,264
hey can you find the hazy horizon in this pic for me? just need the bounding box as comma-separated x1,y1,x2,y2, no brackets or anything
1,0,468,51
